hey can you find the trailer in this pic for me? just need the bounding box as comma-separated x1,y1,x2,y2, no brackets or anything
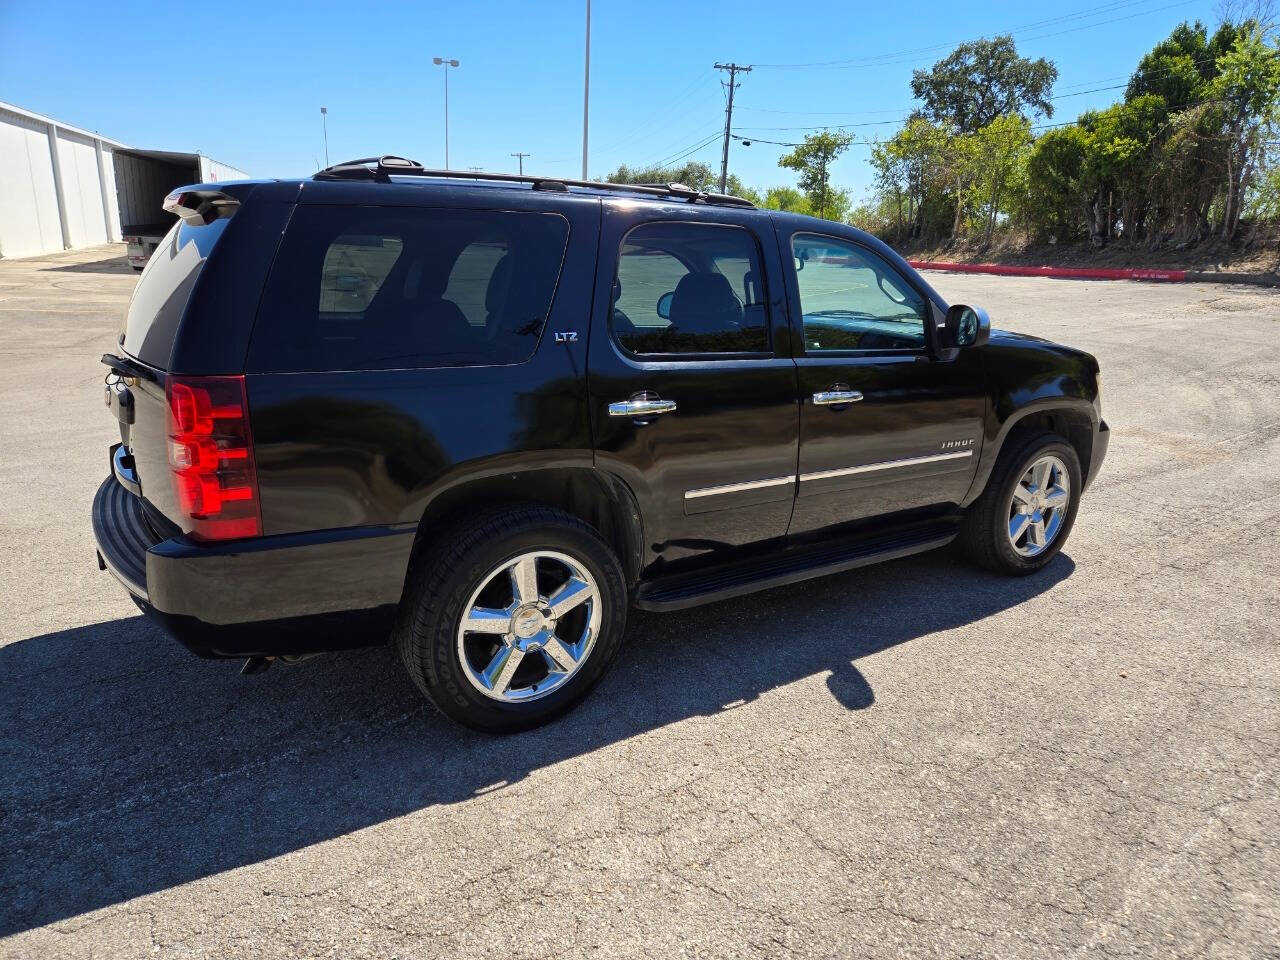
115,150,249,269
0,100,247,261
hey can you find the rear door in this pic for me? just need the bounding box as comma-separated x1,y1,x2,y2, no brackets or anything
106,185,292,533
780,228,986,535
587,201,799,577
110,214,231,526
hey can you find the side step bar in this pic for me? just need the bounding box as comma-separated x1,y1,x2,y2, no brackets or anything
634,522,958,612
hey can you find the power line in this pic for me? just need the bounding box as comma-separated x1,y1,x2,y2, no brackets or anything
751,0,1198,70
714,62,752,193
655,131,725,168
510,152,530,175
643,125,723,169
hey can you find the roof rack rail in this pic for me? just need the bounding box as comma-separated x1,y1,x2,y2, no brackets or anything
312,156,755,207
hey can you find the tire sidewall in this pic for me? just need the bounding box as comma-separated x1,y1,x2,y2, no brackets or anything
417,519,627,732
990,438,1082,573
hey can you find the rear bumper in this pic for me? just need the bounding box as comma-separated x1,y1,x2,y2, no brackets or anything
92,475,415,657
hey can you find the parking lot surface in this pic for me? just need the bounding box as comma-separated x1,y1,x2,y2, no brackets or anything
1,245,1276,959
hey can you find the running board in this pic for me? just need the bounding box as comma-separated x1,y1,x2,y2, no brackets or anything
634,522,958,612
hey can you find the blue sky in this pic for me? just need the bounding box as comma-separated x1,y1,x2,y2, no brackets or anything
0,0,1222,199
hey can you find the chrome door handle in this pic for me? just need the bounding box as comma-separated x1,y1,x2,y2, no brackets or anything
812,390,863,406
608,398,677,417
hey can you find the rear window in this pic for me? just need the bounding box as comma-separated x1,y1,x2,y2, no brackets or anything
122,217,229,368
248,206,570,372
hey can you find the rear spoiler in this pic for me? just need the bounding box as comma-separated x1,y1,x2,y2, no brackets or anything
162,189,239,225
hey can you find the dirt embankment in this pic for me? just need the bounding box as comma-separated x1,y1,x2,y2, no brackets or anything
900,229,1280,281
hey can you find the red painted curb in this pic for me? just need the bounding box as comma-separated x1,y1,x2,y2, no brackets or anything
906,260,1188,282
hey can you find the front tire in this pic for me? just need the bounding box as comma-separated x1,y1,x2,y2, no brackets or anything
395,506,628,733
959,432,1082,575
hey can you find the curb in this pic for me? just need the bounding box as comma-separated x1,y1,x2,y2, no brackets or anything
907,260,1186,282
907,259,1280,287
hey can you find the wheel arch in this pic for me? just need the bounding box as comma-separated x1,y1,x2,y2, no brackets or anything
401,467,645,598
965,399,1097,506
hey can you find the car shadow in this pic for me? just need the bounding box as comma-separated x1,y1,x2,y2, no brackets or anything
0,549,1073,935
43,256,136,275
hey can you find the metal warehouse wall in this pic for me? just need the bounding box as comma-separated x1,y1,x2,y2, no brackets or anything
0,106,76,258
0,100,248,259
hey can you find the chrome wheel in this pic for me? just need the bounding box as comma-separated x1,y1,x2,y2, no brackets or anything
456,550,602,703
1008,455,1071,557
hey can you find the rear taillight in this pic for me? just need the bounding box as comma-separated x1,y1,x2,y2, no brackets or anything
165,375,262,542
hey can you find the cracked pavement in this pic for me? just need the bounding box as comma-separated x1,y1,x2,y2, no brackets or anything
0,246,1277,958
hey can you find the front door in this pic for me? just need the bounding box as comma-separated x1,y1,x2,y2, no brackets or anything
588,201,799,577
780,229,986,535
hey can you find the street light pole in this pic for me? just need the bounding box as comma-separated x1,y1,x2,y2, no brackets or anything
320,106,329,168
432,57,460,169
581,0,590,180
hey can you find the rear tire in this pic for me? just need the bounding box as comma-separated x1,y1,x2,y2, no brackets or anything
959,432,1081,575
395,506,628,733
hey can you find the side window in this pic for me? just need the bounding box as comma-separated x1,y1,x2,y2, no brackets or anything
250,207,570,371
319,235,403,316
613,222,769,356
792,234,927,352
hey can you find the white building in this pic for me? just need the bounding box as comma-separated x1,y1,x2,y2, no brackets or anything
0,100,248,259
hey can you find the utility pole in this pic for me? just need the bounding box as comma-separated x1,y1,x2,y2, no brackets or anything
714,62,750,194
581,0,591,179
511,152,530,175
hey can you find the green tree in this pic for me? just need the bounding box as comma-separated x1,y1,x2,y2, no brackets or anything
1025,126,1089,239
870,117,954,242
759,185,813,214
605,161,720,191
965,114,1034,245
604,161,757,200
1206,25,1280,238
778,131,855,219
1126,20,1244,110
911,35,1058,133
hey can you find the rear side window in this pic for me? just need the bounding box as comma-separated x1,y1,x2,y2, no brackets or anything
249,206,570,371
612,222,769,356
122,217,230,368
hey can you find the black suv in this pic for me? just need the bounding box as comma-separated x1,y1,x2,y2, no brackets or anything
93,157,1109,732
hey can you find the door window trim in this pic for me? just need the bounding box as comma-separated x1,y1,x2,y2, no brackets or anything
608,219,775,363
787,230,936,359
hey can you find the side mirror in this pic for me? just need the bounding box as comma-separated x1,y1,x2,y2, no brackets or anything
656,291,674,320
944,304,990,349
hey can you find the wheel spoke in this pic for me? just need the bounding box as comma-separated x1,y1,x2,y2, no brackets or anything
1011,483,1034,506
1027,518,1046,549
510,556,540,604
1043,486,1069,509
1031,460,1052,491
1009,513,1030,543
547,577,593,619
461,606,513,634
542,636,579,672
482,644,525,694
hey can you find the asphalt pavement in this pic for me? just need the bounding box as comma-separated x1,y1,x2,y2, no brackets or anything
1,244,1276,959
